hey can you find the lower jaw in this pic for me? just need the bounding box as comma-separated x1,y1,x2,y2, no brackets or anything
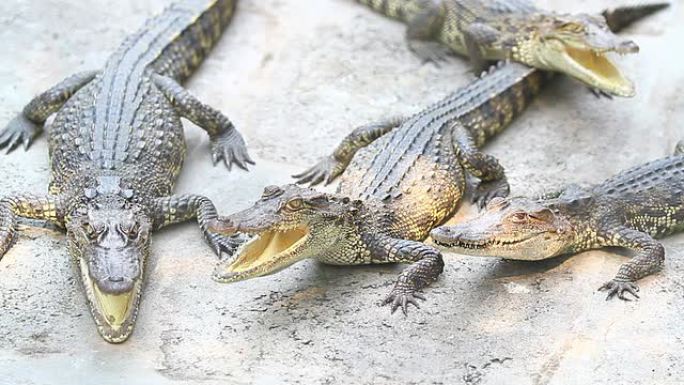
217,229,311,281
91,284,142,344
214,253,301,283
565,53,633,96
434,238,528,255
76,259,142,343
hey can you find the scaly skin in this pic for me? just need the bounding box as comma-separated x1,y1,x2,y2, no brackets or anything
0,0,249,343
431,143,684,301
210,61,549,315
356,0,669,97
207,3,664,315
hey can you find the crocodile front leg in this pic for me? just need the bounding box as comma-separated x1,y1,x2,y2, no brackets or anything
293,117,405,186
462,23,501,73
0,195,63,258
1,71,97,152
371,236,444,315
152,74,254,171
152,194,245,258
675,140,684,156
405,0,451,63
597,227,665,301
451,123,509,208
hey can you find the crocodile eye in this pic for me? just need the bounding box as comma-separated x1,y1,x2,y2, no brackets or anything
529,209,554,222
262,185,283,200
83,223,97,239
127,223,139,238
510,212,529,223
559,22,584,33
487,197,508,209
284,198,305,211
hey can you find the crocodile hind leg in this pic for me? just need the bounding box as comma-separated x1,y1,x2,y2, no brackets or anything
0,195,63,258
0,71,97,153
152,194,246,258
598,227,665,301
451,123,509,208
372,236,444,315
152,74,254,171
293,117,405,186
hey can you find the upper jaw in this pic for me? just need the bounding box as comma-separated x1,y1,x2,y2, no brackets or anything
431,226,534,253
544,40,639,97
585,38,639,55
212,225,312,283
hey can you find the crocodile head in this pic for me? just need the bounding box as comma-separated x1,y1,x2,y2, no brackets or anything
513,13,639,96
430,197,574,260
66,198,151,343
209,184,361,282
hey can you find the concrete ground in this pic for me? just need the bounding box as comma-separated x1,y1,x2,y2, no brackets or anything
0,0,682,384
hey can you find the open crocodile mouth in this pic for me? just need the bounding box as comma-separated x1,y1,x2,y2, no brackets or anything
213,225,310,282
77,258,142,344
561,46,635,96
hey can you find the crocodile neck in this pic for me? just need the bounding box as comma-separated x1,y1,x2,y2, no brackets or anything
438,0,539,55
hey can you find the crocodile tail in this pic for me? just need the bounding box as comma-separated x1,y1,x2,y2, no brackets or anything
152,0,237,82
602,2,669,33
355,0,437,23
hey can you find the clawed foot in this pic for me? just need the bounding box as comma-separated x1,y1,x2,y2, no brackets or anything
0,114,42,153
599,279,640,301
472,178,510,209
292,156,345,186
382,287,426,315
210,128,255,171
408,41,452,66
588,87,614,99
204,231,249,259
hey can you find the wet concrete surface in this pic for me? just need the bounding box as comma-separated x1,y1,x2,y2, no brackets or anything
0,0,682,384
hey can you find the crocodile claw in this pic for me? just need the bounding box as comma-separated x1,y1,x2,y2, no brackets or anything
292,155,344,187
472,178,510,210
0,114,42,154
599,279,640,301
407,40,452,67
382,288,425,315
204,231,249,260
588,87,614,99
211,128,255,171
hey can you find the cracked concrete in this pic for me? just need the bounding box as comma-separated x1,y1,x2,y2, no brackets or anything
0,1,682,384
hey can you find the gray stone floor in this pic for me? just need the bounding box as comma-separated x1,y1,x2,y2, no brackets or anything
0,1,682,384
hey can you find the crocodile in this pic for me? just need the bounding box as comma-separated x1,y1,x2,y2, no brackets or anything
0,0,251,343
431,143,684,301
355,0,668,97
207,4,663,315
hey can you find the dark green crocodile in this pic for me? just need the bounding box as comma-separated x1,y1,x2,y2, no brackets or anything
207,5,663,315
356,0,668,97
431,143,684,301
0,0,250,343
